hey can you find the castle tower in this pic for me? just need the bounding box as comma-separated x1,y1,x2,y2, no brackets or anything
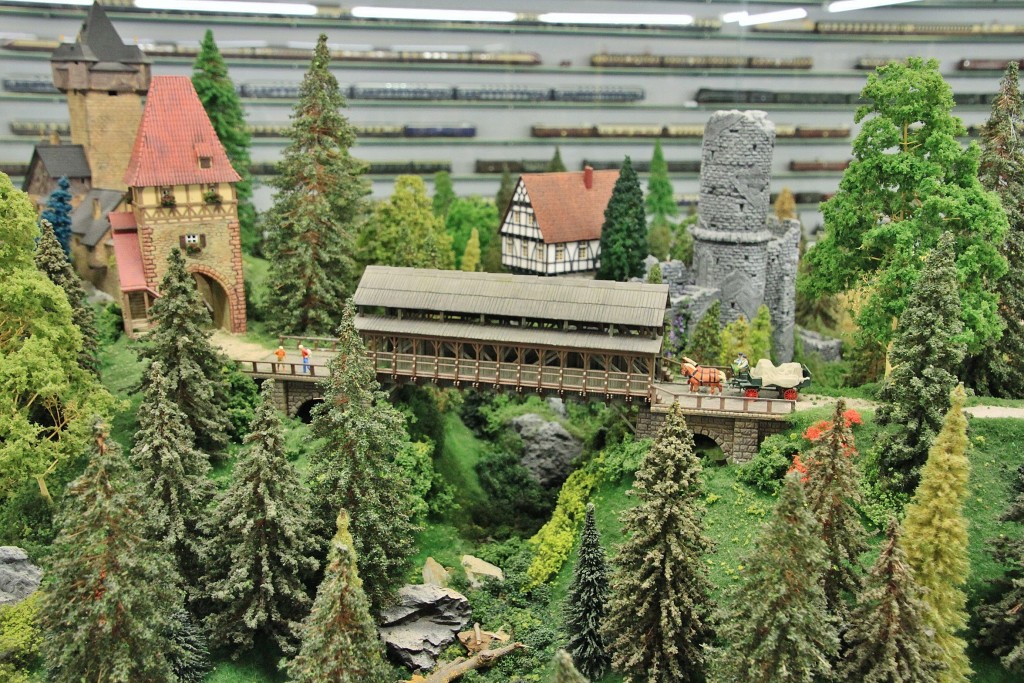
115,76,246,333
691,110,776,324
50,3,150,190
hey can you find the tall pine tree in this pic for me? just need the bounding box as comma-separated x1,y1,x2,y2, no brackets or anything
597,156,648,281
130,360,214,590
284,509,390,683
40,176,73,257
432,170,455,218
496,164,515,215
359,175,454,269
875,233,966,495
264,34,370,334
963,61,1024,397
554,650,590,683
140,248,233,454
645,139,677,225
840,519,944,683
902,384,972,683
603,403,715,683
203,379,319,654
564,503,610,681
546,146,567,172
718,474,839,683
34,218,99,374
684,300,723,366
309,300,417,613
41,425,181,682
192,30,256,252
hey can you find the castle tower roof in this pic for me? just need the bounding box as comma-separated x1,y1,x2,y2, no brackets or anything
124,76,241,187
51,3,149,68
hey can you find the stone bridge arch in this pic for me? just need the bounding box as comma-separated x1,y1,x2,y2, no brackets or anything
686,415,735,461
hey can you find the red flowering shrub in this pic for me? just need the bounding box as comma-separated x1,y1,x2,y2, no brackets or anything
842,409,863,428
789,454,810,482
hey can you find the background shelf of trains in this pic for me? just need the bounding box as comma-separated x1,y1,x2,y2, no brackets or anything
1,0,1021,230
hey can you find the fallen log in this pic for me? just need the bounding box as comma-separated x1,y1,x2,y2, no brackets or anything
416,642,528,683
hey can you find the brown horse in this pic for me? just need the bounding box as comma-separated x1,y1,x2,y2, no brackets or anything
680,358,726,394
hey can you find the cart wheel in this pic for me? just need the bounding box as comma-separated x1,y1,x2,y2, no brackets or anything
744,388,760,399
783,388,798,401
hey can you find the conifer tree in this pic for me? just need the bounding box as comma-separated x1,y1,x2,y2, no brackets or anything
167,609,212,683
359,175,454,269
264,34,370,334
554,650,590,683
645,139,678,225
547,146,568,172
720,315,752,364
749,304,773,362
310,301,417,613
977,460,1024,673
718,474,839,683
461,228,481,272
803,399,867,623
34,218,98,374
902,384,972,683
875,233,966,494
140,248,233,454
597,156,648,281
130,360,214,589
774,187,797,220
647,221,672,261
432,170,455,218
962,61,1024,397
192,30,256,252
40,176,73,257
839,519,944,683
564,503,610,680
204,379,319,654
41,425,181,682
496,164,515,215
646,262,662,284
604,403,715,683
284,509,391,683
684,300,722,366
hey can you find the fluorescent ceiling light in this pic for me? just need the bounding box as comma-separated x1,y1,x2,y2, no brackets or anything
827,0,923,11
351,7,517,22
134,1,318,15
738,8,808,26
3,0,93,6
537,13,695,27
721,12,749,23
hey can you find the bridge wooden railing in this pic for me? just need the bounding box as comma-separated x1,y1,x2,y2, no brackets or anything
235,360,330,378
277,334,340,352
653,384,794,416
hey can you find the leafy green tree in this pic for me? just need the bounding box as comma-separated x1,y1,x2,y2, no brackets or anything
604,403,715,683
977,458,1024,672
546,146,567,172
749,304,774,362
597,156,648,281
432,170,456,218
496,164,515,215
684,300,722,366
359,175,454,270
875,233,966,495
554,650,590,683
840,519,944,683
41,424,181,683
803,400,867,624
35,218,98,374
800,57,1007,357
192,30,257,252
310,301,417,613
902,384,972,683
647,221,672,261
130,360,214,590
564,503,610,680
774,187,797,220
40,176,73,257
646,262,662,284
203,380,318,654
461,228,481,272
264,34,370,334
720,315,752,365
0,172,113,502
446,195,499,269
284,509,391,683
140,249,233,455
645,139,677,225
717,474,839,683
962,62,1024,397
0,592,42,683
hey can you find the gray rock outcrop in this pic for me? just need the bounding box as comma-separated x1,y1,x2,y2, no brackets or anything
0,546,42,606
510,413,582,487
461,555,504,588
797,326,844,362
379,584,472,671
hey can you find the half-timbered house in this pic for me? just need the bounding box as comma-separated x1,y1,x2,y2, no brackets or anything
499,166,618,276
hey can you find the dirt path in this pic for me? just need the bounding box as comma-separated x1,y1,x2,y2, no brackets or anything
211,331,276,361
799,393,1024,420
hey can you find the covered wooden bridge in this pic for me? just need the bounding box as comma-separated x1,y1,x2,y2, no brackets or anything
352,266,670,401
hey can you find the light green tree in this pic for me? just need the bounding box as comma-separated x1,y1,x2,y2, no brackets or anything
446,196,499,269
597,156,648,282
461,228,481,272
684,300,722,366
432,170,456,218
800,57,1007,357
720,315,752,365
774,187,797,220
645,139,677,225
264,34,370,334
646,263,663,284
359,175,454,270
902,384,972,683
749,304,773,362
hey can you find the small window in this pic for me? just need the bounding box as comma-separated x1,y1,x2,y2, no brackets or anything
555,244,565,262
579,242,587,258
184,234,200,245
521,240,529,258
199,156,212,169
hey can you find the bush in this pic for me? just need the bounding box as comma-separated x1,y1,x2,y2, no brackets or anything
395,385,446,457
597,435,650,482
222,363,260,441
0,592,42,681
476,437,556,537
737,433,801,494
95,302,124,344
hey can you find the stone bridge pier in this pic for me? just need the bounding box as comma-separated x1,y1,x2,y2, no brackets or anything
266,378,322,418
636,405,787,463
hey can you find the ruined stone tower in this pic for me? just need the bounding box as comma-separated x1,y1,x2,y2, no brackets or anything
50,3,150,190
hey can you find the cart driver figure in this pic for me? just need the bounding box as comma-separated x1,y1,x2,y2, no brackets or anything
732,352,750,377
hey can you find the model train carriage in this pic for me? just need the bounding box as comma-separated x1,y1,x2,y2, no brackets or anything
730,359,812,400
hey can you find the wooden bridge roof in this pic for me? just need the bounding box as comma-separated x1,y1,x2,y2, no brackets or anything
354,266,670,328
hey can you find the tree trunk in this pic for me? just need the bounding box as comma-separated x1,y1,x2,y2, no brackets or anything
417,643,527,683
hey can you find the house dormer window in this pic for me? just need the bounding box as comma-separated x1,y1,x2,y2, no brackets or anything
199,156,212,169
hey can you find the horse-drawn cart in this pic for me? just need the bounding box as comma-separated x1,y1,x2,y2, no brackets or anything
730,359,812,400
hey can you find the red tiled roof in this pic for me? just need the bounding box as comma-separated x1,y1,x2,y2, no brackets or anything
108,211,136,232
124,76,241,187
112,229,148,292
519,169,618,244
